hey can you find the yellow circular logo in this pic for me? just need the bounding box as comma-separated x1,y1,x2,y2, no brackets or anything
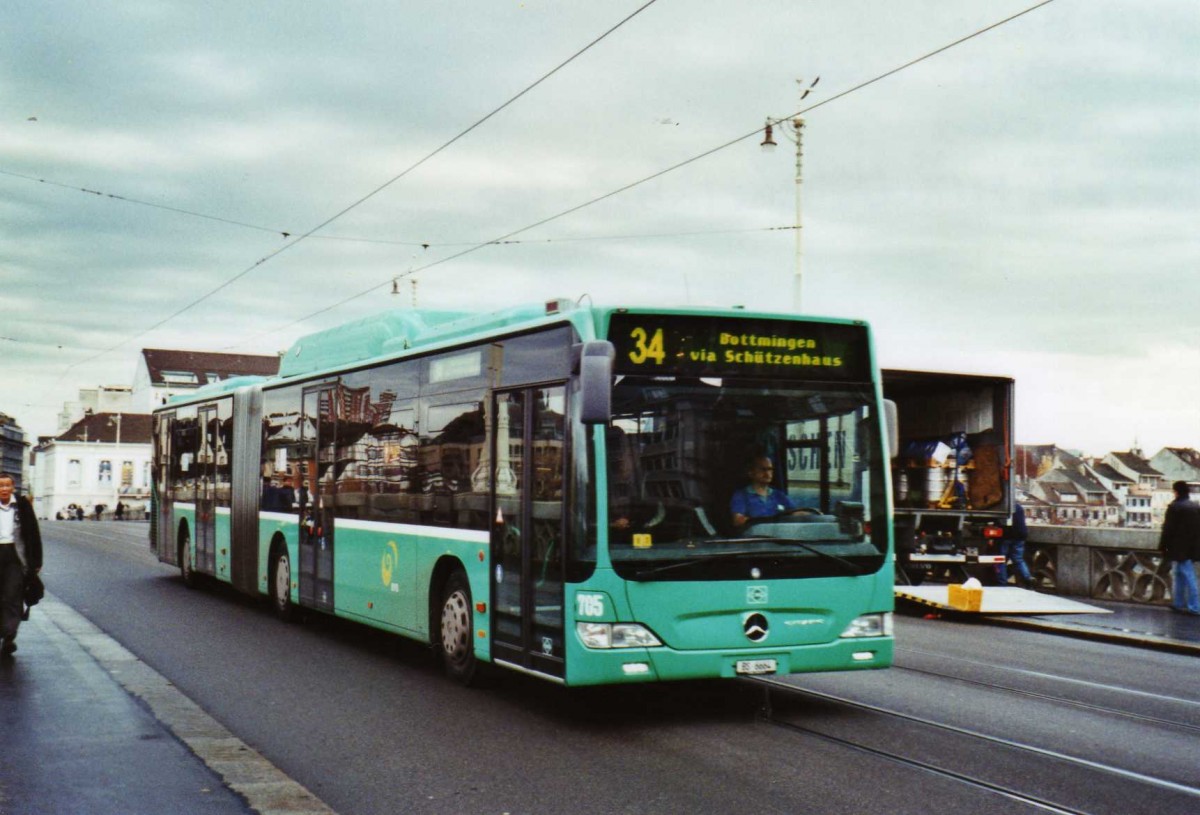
381,540,399,586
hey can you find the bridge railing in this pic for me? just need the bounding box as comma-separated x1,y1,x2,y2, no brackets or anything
1025,525,1172,605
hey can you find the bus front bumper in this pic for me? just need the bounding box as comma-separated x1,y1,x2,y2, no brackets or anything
566,636,894,686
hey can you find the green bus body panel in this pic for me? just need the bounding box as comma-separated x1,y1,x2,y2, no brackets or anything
278,304,576,379
173,505,194,560
623,572,890,649
254,513,490,654
257,513,295,594
214,509,232,583
168,505,235,585
165,375,269,406
562,568,893,686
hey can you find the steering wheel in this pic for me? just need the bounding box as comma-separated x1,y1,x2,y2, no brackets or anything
744,507,820,527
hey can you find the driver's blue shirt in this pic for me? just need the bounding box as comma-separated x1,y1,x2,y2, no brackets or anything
730,486,801,520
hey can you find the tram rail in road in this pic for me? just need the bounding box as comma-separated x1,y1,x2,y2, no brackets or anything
754,677,1200,815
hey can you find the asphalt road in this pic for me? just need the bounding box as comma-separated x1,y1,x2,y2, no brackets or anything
38,521,1200,815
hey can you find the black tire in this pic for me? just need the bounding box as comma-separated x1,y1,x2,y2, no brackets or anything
272,547,297,622
179,531,197,589
439,571,478,685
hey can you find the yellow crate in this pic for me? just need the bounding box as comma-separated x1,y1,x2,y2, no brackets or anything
947,584,983,612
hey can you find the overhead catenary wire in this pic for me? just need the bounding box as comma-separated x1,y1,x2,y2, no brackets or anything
0,169,294,238
253,0,1059,341
0,165,799,247
1,166,798,248
47,0,662,381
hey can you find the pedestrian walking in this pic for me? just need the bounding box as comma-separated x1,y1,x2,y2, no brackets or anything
997,502,1035,588
0,472,43,657
115,501,125,521
1159,481,1200,615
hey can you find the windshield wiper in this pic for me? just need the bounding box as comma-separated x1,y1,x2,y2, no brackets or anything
739,536,866,575
632,549,757,579
631,538,865,579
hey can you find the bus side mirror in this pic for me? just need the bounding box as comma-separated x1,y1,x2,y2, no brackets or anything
883,399,899,460
577,341,614,424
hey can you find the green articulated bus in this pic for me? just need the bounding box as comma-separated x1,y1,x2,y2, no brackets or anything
152,300,896,686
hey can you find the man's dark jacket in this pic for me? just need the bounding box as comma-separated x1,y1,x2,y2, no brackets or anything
13,495,43,572
1159,498,1200,561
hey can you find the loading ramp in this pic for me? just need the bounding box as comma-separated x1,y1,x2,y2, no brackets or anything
895,585,1109,616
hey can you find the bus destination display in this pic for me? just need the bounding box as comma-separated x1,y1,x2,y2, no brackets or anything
608,314,869,381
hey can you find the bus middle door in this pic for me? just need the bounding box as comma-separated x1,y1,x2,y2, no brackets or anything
491,386,566,679
195,404,218,576
299,387,336,612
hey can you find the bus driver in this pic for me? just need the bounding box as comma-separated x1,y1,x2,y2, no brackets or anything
730,455,806,530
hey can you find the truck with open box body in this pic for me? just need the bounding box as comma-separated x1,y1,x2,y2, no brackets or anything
883,369,1015,584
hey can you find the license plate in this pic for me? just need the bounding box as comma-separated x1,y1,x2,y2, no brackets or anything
736,659,777,675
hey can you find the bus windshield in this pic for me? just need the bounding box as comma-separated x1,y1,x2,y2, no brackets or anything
605,375,888,581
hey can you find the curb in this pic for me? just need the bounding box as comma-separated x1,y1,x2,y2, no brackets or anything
983,615,1200,658
39,595,339,815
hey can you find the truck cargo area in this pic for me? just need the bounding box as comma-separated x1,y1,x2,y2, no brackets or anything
884,369,1015,585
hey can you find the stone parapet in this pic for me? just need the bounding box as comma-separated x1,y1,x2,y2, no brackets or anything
1025,524,1170,605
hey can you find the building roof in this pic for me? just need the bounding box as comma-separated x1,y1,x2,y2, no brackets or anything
1090,462,1133,484
1056,449,1086,471
1037,483,1072,504
57,413,153,444
1053,468,1110,496
1110,451,1162,477
142,348,279,388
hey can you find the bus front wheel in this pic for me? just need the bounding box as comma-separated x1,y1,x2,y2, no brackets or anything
439,571,478,685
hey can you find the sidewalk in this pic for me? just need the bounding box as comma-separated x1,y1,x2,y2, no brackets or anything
0,598,254,815
988,597,1200,657
0,596,334,815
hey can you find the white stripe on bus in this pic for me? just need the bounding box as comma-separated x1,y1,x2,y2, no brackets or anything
252,511,488,544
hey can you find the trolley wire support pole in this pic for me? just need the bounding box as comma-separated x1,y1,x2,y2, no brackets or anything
761,78,816,314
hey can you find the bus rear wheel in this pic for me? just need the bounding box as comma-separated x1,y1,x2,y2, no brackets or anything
272,548,296,622
439,571,478,685
179,532,197,589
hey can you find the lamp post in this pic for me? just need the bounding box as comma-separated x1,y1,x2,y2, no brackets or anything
762,79,816,312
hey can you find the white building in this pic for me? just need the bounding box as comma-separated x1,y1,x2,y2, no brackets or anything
33,412,153,520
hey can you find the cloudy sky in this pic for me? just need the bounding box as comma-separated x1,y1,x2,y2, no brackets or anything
3,0,1197,455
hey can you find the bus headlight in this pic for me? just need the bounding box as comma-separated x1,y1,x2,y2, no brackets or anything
577,622,662,649
840,613,893,639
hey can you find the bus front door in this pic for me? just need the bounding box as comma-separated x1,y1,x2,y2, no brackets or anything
491,386,566,679
299,387,336,612
195,404,218,575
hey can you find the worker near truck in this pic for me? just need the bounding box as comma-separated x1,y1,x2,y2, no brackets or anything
1159,481,1200,616
997,502,1035,589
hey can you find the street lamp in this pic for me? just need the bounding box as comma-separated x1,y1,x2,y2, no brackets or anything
763,78,817,312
